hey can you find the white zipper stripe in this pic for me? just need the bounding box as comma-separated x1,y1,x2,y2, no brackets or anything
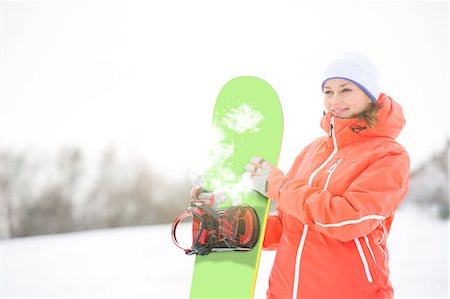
323,158,342,191
292,116,338,299
364,236,377,265
315,214,387,228
291,224,308,299
354,238,374,283
307,117,338,186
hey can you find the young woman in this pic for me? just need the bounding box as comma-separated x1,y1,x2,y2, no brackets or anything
244,52,410,298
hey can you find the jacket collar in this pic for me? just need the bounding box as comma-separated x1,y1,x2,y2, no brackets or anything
320,93,406,148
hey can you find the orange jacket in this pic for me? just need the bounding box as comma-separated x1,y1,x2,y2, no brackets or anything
264,94,410,299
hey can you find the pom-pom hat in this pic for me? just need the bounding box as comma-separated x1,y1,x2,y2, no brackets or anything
322,52,380,102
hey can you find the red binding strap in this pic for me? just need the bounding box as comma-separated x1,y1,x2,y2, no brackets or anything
171,209,193,254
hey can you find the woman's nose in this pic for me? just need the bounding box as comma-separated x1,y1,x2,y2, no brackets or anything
329,94,342,105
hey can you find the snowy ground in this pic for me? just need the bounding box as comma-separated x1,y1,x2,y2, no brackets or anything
1,206,448,299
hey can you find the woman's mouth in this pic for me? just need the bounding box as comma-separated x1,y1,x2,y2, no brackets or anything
332,108,349,117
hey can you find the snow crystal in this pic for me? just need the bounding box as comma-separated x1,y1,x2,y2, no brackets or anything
220,103,263,134
210,174,251,207
189,126,234,179
189,124,253,205
189,102,263,204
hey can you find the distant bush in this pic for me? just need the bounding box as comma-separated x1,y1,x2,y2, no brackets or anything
405,141,449,220
0,147,190,239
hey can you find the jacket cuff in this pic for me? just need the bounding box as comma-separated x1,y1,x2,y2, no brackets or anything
266,168,289,201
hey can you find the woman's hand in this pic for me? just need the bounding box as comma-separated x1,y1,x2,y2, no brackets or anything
190,185,226,208
242,156,273,197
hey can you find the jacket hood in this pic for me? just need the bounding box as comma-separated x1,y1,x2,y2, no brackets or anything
320,93,406,142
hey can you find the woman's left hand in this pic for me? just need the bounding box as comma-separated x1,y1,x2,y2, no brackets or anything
241,156,273,197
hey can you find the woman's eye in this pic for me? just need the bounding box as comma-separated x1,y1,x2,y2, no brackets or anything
324,90,333,95
342,88,352,92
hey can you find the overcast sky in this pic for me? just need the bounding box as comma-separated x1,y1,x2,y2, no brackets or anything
1,0,448,180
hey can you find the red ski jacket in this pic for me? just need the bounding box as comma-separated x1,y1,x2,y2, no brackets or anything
264,94,410,299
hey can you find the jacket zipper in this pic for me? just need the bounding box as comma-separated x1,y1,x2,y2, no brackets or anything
292,117,338,299
307,120,338,186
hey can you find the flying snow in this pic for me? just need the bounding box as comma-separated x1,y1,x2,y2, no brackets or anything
220,103,264,134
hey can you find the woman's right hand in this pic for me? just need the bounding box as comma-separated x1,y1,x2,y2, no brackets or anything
190,185,226,208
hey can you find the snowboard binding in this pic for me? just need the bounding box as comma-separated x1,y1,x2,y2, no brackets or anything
171,189,260,255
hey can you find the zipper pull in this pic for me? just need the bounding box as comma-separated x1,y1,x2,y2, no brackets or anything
329,116,335,138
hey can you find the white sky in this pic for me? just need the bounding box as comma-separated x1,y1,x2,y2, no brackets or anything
1,0,448,180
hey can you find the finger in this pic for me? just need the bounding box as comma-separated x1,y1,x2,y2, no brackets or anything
251,156,270,166
245,163,257,175
261,160,272,169
251,156,269,169
198,192,213,200
251,156,264,165
198,192,213,199
247,162,264,177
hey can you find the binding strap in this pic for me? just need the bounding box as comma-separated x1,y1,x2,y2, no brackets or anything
171,205,219,255
171,209,193,254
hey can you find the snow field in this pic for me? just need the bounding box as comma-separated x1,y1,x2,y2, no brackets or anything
1,206,448,298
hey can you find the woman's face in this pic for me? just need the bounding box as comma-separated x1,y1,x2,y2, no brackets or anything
323,78,372,119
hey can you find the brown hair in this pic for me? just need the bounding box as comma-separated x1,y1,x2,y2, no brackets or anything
356,102,382,128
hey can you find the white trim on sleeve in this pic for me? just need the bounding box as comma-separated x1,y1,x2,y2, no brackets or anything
314,214,386,228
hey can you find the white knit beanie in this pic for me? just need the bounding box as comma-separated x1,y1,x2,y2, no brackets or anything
321,52,380,102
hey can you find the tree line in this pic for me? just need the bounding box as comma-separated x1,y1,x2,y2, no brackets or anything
0,147,191,238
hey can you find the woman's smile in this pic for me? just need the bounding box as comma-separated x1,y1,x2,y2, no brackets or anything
330,107,350,117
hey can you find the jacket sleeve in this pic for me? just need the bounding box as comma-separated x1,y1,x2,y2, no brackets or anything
266,151,410,242
262,215,283,250
261,145,313,250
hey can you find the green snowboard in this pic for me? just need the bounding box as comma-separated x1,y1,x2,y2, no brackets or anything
190,76,283,298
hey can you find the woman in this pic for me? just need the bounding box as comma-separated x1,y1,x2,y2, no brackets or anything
244,52,410,298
